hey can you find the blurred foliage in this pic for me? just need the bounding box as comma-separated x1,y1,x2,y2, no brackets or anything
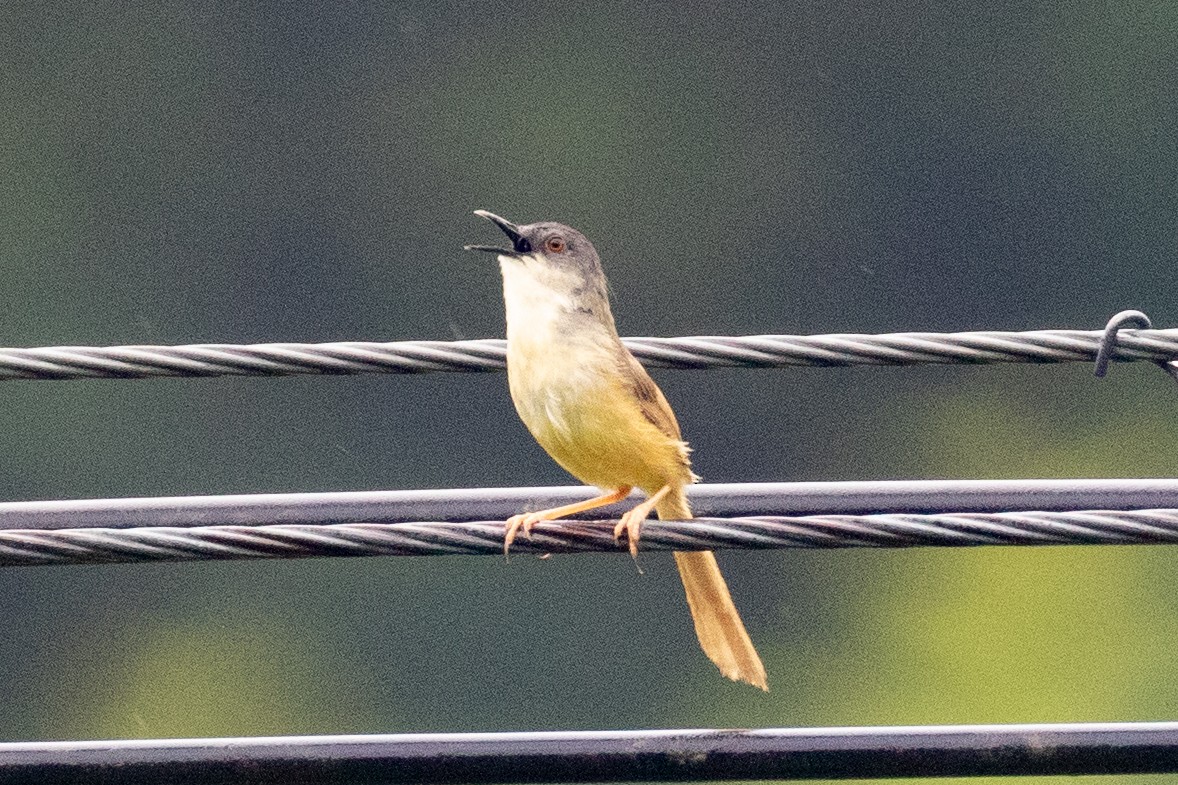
84,615,383,739
1,2,1177,784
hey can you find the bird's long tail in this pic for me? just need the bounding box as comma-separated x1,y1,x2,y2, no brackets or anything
658,487,768,691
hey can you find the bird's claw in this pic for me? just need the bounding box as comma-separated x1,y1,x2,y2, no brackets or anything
504,512,544,556
613,511,644,559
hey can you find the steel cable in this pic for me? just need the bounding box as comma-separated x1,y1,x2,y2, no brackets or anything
7,479,1178,531
2,327,1178,380
4,722,1178,783
4,507,1178,567
6,479,1178,567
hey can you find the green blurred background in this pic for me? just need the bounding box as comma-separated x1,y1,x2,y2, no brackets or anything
2,2,1177,783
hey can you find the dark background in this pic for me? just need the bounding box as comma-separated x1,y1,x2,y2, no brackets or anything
2,3,1177,783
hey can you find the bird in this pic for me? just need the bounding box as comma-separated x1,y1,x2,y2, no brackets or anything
465,210,768,690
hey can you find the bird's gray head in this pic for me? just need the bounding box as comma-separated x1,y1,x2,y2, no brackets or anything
465,210,605,281
465,209,614,328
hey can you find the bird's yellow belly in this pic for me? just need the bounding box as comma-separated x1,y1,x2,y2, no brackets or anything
508,348,680,493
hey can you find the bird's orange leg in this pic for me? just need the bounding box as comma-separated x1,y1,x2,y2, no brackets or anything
505,486,632,555
614,484,672,558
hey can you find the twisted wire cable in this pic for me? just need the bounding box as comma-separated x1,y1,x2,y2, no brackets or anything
4,507,1178,568
2,327,1178,380
6,480,1178,567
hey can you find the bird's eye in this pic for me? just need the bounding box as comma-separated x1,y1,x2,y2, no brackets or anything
544,236,567,254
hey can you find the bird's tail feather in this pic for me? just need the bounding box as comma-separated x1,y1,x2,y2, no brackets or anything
657,488,768,691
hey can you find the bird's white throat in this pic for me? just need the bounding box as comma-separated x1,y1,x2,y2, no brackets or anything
498,254,583,342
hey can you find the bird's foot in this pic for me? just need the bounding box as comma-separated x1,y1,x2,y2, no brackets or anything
613,506,651,559
612,485,674,559
504,511,547,555
504,487,634,557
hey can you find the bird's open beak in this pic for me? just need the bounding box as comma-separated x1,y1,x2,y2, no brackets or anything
465,210,532,255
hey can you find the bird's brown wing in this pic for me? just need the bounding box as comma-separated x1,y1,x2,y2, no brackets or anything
617,347,683,441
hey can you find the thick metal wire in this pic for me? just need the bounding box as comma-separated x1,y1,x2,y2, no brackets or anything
3,327,1178,380
6,479,1178,567
4,507,1178,567
4,722,1178,783
8,479,1178,531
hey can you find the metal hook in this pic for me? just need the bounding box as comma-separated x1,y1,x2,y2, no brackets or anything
1094,310,1152,377
1094,309,1178,385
